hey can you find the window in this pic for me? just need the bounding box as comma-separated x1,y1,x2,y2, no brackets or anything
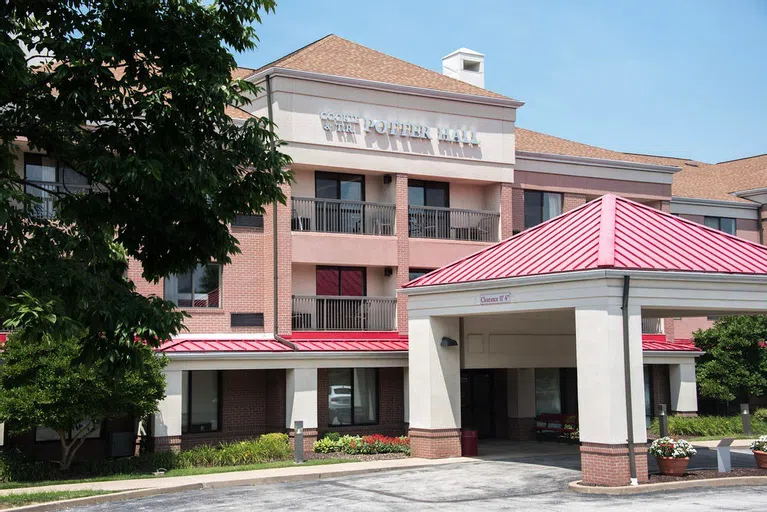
24,153,89,218
704,216,736,235
328,368,378,426
535,368,561,416
164,264,221,308
182,371,221,434
315,172,365,233
35,421,102,442
408,180,449,208
463,60,480,72
524,191,562,229
408,268,434,282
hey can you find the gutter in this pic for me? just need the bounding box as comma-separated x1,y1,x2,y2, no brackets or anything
621,275,638,486
265,74,279,336
516,151,681,174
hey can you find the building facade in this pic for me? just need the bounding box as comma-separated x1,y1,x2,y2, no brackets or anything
8,35,767,478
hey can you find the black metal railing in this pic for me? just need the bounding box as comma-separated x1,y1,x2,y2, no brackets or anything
408,205,499,242
292,295,397,331
24,180,92,219
291,197,395,236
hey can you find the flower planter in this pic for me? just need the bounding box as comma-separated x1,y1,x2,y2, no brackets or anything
754,450,767,469
656,456,690,476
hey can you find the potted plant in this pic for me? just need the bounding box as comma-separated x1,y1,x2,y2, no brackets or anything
750,435,767,469
649,436,697,476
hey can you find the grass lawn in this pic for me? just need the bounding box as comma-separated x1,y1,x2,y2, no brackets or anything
0,490,113,508
687,434,761,442
0,458,356,491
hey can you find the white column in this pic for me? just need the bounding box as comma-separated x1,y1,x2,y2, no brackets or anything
575,305,647,445
153,369,183,437
408,316,461,430
403,367,410,424
507,368,536,418
670,361,698,414
285,368,318,430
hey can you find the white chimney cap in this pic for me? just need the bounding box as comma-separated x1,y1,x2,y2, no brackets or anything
442,47,485,89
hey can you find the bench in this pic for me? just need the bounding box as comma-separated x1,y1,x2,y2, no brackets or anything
534,413,578,441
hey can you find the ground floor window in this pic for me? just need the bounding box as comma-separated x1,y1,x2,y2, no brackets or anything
182,370,221,434
35,421,102,442
328,368,378,427
535,368,562,415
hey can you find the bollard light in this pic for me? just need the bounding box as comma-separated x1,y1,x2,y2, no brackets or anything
294,420,304,464
741,404,752,436
657,404,669,438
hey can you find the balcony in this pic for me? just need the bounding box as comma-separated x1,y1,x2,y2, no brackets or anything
25,181,92,219
642,317,664,334
408,206,499,242
292,197,395,236
292,295,397,331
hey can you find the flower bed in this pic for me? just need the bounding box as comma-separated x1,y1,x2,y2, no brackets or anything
313,433,410,456
648,437,697,459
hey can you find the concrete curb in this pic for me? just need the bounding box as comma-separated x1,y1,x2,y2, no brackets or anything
568,476,767,495
5,461,465,511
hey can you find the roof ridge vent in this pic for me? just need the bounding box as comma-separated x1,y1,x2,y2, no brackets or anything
597,194,617,268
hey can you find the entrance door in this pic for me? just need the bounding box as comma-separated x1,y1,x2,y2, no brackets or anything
460,370,495,439
316,267,366,330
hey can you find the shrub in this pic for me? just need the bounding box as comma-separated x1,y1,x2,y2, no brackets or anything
314,434,410,456
0,450,58,483
179,433,291,468
313,437,343,453
648,415,767,437
648,437,697,459
754,409,767,422
324,432,341,442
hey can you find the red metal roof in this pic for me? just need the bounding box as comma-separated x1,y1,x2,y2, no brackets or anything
284,331,408,352
642,334,701,352
405,194,767,288
157,337,291,353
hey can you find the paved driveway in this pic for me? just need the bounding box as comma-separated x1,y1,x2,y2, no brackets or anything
75,447,767,512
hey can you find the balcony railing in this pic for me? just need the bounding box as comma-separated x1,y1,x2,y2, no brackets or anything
25,181,92,219
642,317,664,334
292,197,395,236
408,205,499,242
292,295,397,331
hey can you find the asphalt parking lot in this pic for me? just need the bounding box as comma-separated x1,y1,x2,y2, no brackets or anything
75,448,767,512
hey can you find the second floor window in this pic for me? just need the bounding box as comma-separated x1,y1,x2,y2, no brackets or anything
524,190,562,229
24,153,89,218
704,216,736,236
164,263,221,308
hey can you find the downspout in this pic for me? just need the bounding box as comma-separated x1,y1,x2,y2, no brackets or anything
621,275,638,486
759,205,764,245
265,75,279,337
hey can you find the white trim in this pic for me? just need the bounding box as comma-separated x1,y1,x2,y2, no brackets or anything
516,151,681,174
671,196,759,220
246,67,524,109
733,186,767,198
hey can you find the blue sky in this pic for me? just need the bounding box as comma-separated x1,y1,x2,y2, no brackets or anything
237,0,766,163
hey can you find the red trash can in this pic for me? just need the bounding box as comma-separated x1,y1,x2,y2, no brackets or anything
461,428,478,457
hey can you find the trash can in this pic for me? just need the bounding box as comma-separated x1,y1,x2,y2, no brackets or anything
461,428,478,457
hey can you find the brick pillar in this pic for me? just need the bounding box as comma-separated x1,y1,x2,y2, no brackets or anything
580,443,649,486
288,429,318,455
512,187,525,234
563,193,587,212
152,436,182,453
409,428,462,458
127,257,163,296
760,208,766,245
395,173,409,334
499,183,514,240
663,318,675,344
660,200,671,214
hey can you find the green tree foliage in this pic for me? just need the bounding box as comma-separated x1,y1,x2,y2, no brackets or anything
694,315,767,402
0,1,291,361
0,333,167,469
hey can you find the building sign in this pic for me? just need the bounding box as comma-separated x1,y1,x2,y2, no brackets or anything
319,111,480,145
479,292,511,305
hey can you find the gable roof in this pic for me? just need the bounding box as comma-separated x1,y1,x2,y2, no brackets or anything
405,194,767,288
253,34,510,100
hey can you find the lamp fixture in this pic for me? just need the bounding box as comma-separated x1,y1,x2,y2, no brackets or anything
440,336,458,347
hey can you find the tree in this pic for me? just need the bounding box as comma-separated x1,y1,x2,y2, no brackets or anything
694,315,767,403
0,332,167,469
0,1,291,362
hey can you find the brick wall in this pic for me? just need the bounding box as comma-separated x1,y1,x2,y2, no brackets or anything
663,318,676,344
650,365,671,415
316,367,406,437
180,369,286,449
409,428,462,458
395,173,409,334
512,187,525,234
580,442,649,486
563,193,587,212
499,183,514,239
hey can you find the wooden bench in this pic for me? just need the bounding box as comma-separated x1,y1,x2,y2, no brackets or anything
534,413,578,441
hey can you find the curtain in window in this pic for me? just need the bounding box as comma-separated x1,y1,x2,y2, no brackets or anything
543,192,562,221
185,371,219,433
535,368,561,416
354,369,378,425
328,368,352,426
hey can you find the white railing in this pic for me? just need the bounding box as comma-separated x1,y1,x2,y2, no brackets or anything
25,180,92,219
408,205,499,242
292,197,395,236
642,317,664,334
292,295,397,331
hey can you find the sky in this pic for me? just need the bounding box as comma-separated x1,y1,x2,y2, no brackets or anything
236,0,767,164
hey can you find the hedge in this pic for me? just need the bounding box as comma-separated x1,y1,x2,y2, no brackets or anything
313,434,410,455
648,412,767,437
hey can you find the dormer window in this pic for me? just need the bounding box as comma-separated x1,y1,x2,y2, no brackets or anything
462,60,480,72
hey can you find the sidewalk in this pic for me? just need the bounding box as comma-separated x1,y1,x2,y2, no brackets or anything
0,457,468,496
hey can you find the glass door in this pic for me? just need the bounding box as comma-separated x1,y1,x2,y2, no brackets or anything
315,172,364,233
316,267,366,330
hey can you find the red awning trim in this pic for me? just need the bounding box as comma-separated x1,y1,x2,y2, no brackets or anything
641,334,700,352
283,331,408,352
157,338,292,353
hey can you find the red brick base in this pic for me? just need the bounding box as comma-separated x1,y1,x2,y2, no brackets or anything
508,417,536,441
288,428,318,456
152,435,182,453
409,428,462,458
672,411,698,417
580,442,649,486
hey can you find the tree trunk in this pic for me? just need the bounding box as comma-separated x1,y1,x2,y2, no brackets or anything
58,423,95,470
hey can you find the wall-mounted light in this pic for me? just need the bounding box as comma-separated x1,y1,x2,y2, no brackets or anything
383,174,392,184
441,336,458,347
384,267,393,277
